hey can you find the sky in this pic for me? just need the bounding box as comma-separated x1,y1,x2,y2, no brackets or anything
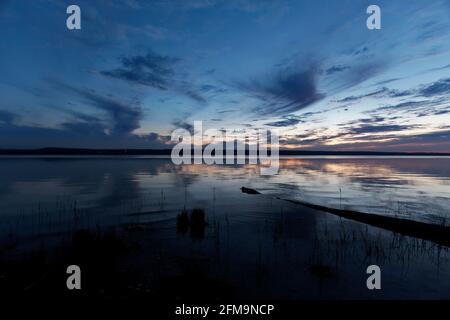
1,0,450,151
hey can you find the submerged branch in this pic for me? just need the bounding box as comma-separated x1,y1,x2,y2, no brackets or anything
240,187,450,247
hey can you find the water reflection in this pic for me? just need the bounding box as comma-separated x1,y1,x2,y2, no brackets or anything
1,156,450,299
0,157,449,226
263,157,450,223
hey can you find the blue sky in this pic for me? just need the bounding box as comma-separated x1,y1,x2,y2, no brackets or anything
1,0,450,151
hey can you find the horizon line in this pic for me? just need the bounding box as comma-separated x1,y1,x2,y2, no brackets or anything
1,147,450,156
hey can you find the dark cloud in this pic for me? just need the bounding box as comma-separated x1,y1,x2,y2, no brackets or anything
60,121,106,135
374,78,402,86
336,115,419,138
416,20,448,42
325,65,350,75
428,109,450,116
343,116,386,126
337,61,386,91
217,109,236,114
337,87,411,103
319,58,389,96
279,125,450,153
278,116,421,149
347,124,417,135
243,66,324,116
396,130,450,147
389,89,412,98
205,69,216,75
328,130,450,153
49,81,144,136
200,84,217,92
0,110,18,125
172,119,194,133
0,121,172,149
184,90,207,104
337,88,388,103
200,84,227,94
73,89,142,135
265,116,302,127
418,78,450,97
369,99,447,118
264,110,325,127
280,132,314,143
339,78,450,107
147,132,171,144
101,50,206,103
381,100,428,111
353,78,450,119
280,131,346,147
66,110,103,124
101,51,179,90
426,64,450,73
353,46,368,56
241,55,387,117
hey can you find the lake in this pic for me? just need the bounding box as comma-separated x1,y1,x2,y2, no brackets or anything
1,156,450,224
0,156,449,299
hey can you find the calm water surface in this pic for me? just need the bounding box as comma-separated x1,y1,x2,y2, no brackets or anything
1,156,450,299
0,156,449,224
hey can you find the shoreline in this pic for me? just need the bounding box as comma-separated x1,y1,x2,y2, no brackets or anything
1,147,450,157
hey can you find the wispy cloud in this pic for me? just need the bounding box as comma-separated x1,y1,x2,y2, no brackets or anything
241,65,324,116
172,119,194,133
265,116,303,127
333,61,387,91
0,109,18,125
101,50,206,103
101,50,179,90
73,89,142,135
48,81,144,136
336,87,411,103
325,65,350,75
418,78,450,97
346,124,418,135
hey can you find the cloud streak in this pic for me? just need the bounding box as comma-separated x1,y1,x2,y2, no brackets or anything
0,110,18,125
265,116,303,127
242,65,324,116
49,81,144,136
101,50,179,90
71,88,143,135
101,50,206,103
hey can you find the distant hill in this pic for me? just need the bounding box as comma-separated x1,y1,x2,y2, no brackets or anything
0,147,449,156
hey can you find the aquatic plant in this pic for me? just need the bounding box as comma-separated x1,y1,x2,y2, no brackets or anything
177,209,190,234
